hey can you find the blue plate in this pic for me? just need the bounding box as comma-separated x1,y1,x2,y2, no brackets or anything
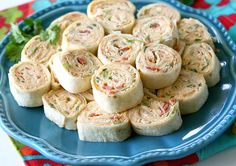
0,0,236,165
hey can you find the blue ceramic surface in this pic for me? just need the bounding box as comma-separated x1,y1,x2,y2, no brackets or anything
0,0,236,165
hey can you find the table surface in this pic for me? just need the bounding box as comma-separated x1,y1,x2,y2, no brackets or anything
0,0,236,166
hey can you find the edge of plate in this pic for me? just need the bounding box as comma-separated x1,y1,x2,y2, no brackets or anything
0,0,236,165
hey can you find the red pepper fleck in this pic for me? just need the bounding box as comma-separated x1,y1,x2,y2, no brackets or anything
116,83,125,89
163,102,170,111
79,30,90,33
159,102,170,116
77,57,86,65
120,46,131,51
89,112,102,117
121,57,128,61
103,85,112,91
146,66,160,72
169,99,177,106
111,115,122,121
150,23,160,29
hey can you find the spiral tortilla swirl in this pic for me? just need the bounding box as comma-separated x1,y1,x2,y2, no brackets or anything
62,19,104,54
43,89,87,130
77,101,131,142
87,0,136,16
78,101,129,126
9,62,50,90
178,18,214,49
50,12,88,43
21,35,58,66
8,61,51,107
98,34,143,65
91,63,144,113
90,9,135,34
87,0,135,34
137,3,181,23
157,70,208,115
133,16,178,47
53,49,102,93
182,43,220,87
48,53,61,90
136,43,181,89
129,94,182,136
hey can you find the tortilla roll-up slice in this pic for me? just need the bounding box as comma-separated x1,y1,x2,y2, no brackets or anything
52,49,102,93
48,53,61,90
81,89,94,101
174,40,186,56
136,43,182,89
137,3,181,23
129,95,182,136
42,89,87,130
182,43,221,87
157,70,208,115
8,61,51,107
21,35,58,66
178,18,214,49
98,34,143,65
89,8,135,34
87,0,135,34
91,63,144,113
87,0,136,17
50,72,61,90
50,12,88,44
133,16,179,48
77,101,131,142
62,19,104,54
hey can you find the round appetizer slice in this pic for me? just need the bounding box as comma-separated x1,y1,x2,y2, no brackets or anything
50,72,61,90
137,3,181,23
136,43,182,89
52,49,102,93
42,89,87,130
98,34,143,65
129,95,182,136
91,63,144,113
174,40,186,56
182,43,221,87
81,89,94,101
178,18,214,49
48,52,58,71
8,61,51,107
133,16,178,47
87,0,135,34
157,70,208,115
89,8,135,34
21,35,58,66
62,19,104,54
48,53,61,90
77,101,131,142
87,0,136,17
50,12,88,43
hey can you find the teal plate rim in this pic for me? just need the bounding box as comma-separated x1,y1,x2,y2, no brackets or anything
0,0,236,165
